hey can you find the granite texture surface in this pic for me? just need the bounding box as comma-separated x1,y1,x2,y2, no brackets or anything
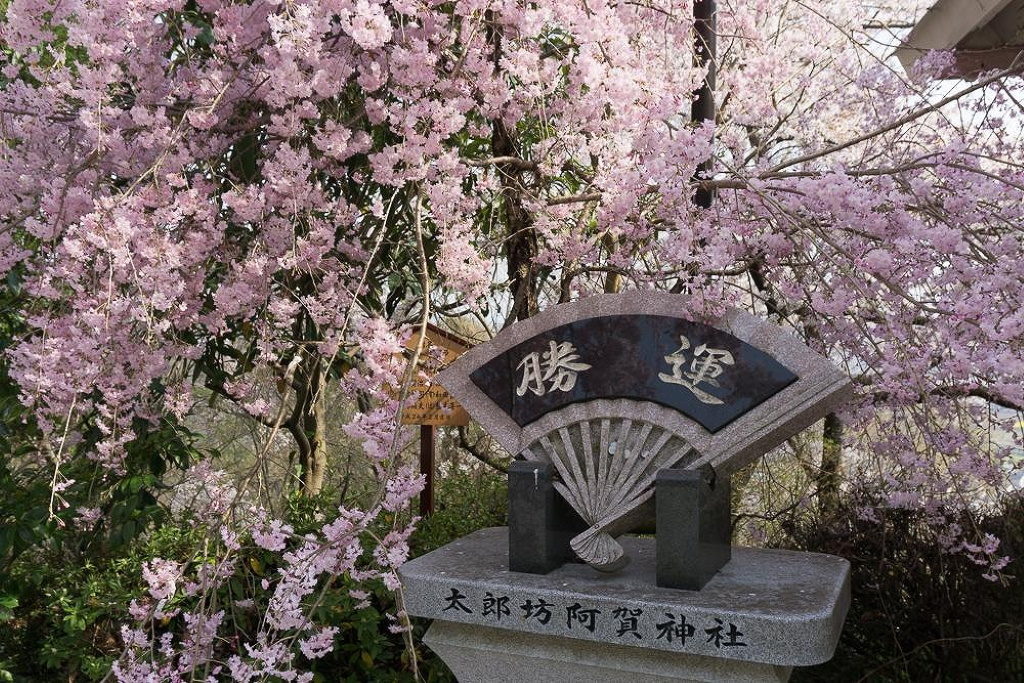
399,527,850,668
425,620,794,683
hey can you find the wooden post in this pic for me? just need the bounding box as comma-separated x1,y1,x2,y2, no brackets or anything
398,324,473,516
419,424,436,516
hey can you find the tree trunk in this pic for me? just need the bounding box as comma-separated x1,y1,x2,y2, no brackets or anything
488,12,538,327
602,234,623,294
292,351,328,496
493,119,538,325
797,321,842,515
818,412,842,514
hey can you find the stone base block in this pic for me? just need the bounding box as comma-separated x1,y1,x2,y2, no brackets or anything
425,620,793,683
401,528,849,670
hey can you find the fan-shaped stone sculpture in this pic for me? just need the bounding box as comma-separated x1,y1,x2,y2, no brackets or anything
523,416,696,571
436,293,851,574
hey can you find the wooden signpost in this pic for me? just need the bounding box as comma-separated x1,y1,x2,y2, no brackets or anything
401,324,472,516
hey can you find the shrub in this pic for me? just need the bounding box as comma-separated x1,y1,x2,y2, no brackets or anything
0,462,508,682
789,494,1024,682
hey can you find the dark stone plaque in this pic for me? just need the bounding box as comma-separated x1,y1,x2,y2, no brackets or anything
469,314,797,433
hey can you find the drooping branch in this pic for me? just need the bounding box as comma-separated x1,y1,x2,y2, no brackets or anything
764,58,1024,174
864,380,1024,413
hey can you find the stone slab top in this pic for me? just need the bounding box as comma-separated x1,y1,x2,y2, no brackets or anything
399,527,851,667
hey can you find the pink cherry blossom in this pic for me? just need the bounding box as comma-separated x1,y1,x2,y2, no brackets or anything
1,0,1021,677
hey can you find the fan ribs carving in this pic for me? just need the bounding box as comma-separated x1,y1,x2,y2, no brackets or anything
522,415,696,571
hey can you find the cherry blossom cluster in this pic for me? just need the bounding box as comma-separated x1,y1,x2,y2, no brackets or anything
1,0,1021,678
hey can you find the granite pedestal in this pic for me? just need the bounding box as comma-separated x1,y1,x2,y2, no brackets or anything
399,527,850,683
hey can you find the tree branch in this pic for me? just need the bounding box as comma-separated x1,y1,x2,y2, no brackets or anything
765,58,1024,174
465,156,538,171
456,426,509,473
864,381,1024,412
547,192,602,206
203,377,294,430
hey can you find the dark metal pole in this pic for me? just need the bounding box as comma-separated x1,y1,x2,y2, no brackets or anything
692,0,717,208
419,424,435,516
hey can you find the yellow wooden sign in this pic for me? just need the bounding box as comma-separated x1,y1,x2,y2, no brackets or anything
401,324,471,426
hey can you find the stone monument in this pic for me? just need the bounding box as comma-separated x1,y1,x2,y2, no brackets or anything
398,292,854,682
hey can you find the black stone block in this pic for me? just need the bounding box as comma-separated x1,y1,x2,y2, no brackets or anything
508,460,587,574
655,467,731,590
